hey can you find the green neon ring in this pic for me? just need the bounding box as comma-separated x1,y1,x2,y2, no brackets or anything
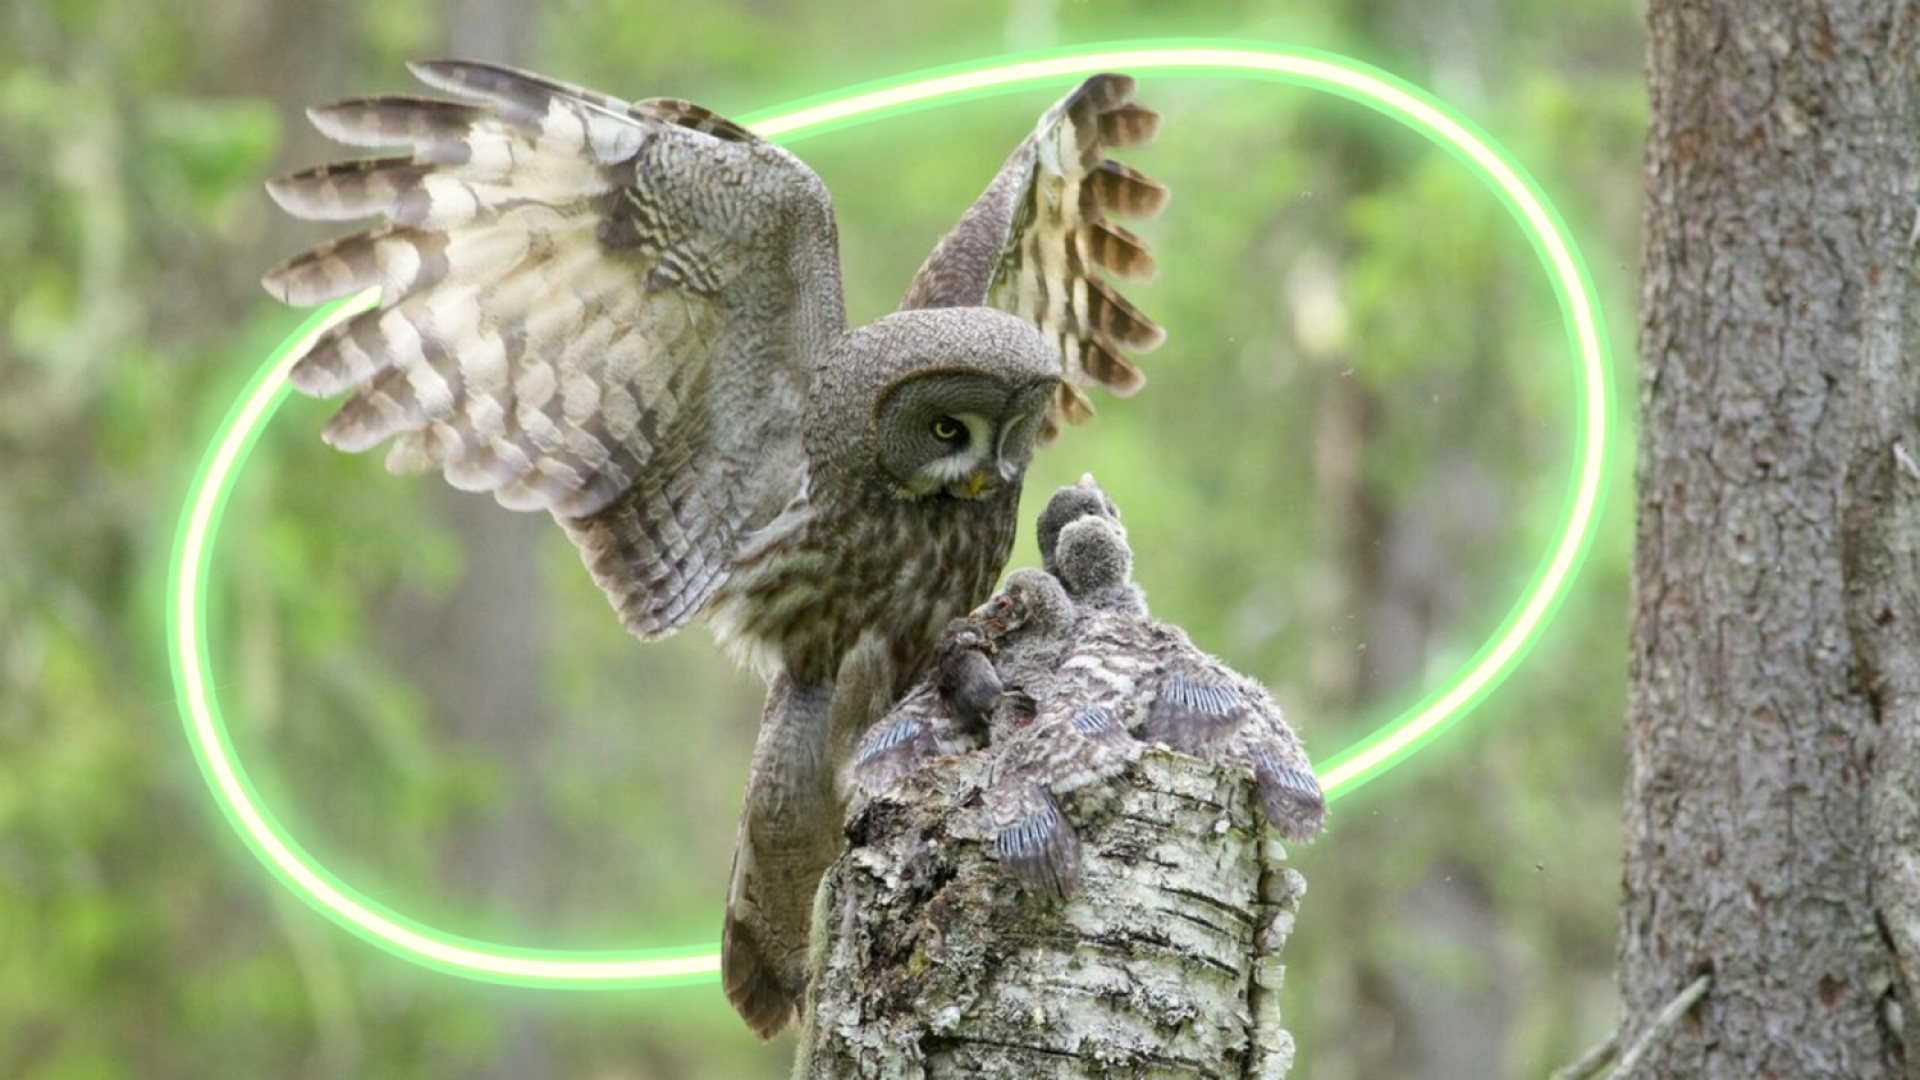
170,40,1612,989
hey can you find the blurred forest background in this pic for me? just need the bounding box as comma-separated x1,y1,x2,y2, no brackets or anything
0,0,1645,1076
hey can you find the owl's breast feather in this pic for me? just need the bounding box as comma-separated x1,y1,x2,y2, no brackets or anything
708,488,1020,692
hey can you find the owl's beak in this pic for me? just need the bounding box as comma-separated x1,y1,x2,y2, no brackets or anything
956,463,1014,499
952,460,1016,500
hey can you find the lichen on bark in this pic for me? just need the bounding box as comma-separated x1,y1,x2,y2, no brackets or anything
793,748,1304,1080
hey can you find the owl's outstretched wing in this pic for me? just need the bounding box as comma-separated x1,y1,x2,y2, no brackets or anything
898,74,1167,442
263,60,844,637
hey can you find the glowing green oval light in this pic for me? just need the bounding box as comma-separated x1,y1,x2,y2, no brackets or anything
170,40,1611,989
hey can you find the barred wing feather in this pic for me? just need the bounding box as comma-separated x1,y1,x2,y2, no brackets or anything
262,60,842,637
899,74,1168,442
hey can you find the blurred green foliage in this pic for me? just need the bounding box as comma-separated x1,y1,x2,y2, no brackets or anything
1,0,1642,1076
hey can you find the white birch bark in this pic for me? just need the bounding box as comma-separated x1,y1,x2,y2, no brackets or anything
794,749,1304,1080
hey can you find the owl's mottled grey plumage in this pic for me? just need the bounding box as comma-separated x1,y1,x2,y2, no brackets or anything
855,479,1326,900
264,59,1166,1038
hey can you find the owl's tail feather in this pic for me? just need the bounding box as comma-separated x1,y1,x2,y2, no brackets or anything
721,928,796,1040
721,832,799,1039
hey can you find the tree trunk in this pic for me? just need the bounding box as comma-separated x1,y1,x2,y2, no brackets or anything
794,750,1304,1080
1621,1,1920,1076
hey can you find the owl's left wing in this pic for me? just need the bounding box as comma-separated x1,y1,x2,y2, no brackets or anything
898,75,1167,442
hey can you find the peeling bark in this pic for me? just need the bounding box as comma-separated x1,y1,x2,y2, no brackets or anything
1622,0,1920,1075
794,751,1303,1080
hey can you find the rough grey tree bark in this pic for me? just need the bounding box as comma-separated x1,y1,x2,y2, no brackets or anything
793,750,1304,1080
1620,1,1920,1076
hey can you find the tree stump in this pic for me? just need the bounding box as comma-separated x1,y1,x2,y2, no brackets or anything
794,747,1305,1079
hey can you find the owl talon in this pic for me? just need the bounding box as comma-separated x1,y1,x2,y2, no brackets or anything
993,794,1082,900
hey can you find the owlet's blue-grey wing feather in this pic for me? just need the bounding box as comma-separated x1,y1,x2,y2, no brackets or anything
1142,665,1325,842
843,684,979,800
1044,480,1328,840
262,59,844,638
899,74,1168,442
986,701,1139,899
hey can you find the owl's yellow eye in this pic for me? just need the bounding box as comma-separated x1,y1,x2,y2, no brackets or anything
931,417,965,443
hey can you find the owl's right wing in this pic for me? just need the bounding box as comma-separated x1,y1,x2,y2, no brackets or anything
263,60,844,637
898,74,1168,442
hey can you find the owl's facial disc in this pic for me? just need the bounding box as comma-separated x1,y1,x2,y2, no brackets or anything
875,373,1053,500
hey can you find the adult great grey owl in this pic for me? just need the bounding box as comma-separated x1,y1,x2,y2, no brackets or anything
261,60,1166,1037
